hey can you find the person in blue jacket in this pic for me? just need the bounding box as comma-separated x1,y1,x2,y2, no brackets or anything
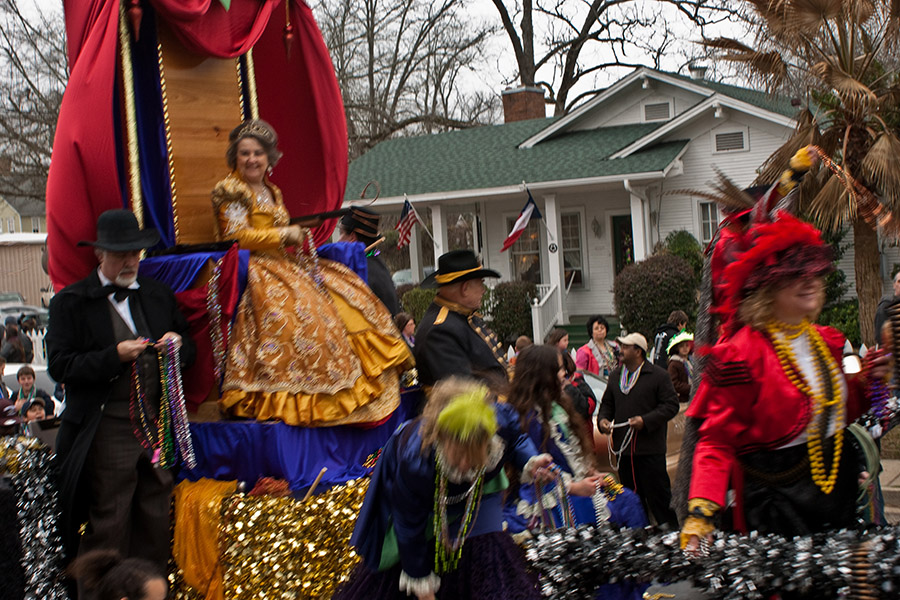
335,377,551,600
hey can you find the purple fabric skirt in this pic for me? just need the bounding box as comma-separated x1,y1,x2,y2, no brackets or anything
333,531,540,600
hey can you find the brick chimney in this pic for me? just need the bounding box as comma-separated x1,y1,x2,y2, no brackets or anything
501,86,546,122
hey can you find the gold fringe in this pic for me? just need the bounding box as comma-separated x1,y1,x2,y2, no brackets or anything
117,2,143,227
156,35,180,241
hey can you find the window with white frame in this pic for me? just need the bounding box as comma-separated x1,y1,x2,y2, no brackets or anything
699,202,720,245
560,212,584,289
7,218,13,233
712,126,749,153
507,216,542,284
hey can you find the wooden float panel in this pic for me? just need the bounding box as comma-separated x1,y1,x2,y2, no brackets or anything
157,21,244,245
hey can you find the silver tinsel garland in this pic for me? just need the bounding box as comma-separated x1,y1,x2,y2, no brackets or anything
1,437,67,600
525,523,900,599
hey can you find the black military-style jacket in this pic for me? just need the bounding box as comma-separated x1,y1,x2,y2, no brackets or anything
413,297,508,387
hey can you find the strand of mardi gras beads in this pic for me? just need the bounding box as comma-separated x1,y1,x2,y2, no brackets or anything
767,320,843,495
433,459,485,574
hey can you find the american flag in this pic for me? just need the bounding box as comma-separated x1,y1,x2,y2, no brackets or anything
395,199,419,248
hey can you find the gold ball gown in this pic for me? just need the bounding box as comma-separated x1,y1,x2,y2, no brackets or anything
212,173,412,426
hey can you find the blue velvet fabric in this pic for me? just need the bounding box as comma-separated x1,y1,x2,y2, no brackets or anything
351,402,540,579
178,389,423,493
139,250,250,294
318,241,368,282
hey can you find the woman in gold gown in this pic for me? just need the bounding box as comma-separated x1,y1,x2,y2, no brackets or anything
212,120,411,427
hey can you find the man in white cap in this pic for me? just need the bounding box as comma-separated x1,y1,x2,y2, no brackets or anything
597,331,679,527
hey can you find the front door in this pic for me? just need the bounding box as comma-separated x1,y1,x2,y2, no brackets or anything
611,215,634,275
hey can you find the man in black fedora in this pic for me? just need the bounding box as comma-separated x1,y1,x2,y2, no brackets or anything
339,206,401,315
414,249,507,387
46,209,195,577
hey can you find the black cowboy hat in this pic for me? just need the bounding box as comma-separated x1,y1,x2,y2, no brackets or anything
422,249,500,288
340,206,380,244
77,210,160,252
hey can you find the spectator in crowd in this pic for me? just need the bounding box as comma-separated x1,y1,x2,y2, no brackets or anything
12,365,53,417
874,270,900,346
544,327,569,352
650,310,688,368
414,250,507,388
598,332,679,527
17,315,36,360
47,209,195,575
0,356,10,401
0,317,30,363
338,206,402,316
575,315,620,378
22,397,46,423
666,332,694,404
510,334,533,366
394,312,416,348
69,549,167,600
561,350,597,427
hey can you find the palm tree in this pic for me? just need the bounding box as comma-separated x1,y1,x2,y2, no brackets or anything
705,0,900,345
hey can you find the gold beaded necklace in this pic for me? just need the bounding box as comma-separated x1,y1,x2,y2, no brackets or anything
767,319,844,495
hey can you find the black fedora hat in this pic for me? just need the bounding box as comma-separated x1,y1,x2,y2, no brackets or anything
77,210,160,252
422,249,500,288
340,206,380,244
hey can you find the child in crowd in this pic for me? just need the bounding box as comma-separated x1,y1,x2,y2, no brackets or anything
666,332,694,404
68,549,167,600
11,366,53,417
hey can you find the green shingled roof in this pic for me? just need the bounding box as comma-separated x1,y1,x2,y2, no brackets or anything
345,120,688,200
665,71,799,117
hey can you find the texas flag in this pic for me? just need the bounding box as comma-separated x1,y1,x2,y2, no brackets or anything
500,192,542,252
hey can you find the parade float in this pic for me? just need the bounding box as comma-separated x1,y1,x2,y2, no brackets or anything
4,2,900,600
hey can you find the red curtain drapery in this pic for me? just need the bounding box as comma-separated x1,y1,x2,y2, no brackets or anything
47,0,348,290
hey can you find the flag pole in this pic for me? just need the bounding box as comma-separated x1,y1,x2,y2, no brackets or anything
522,181,556,244
406,193,435,243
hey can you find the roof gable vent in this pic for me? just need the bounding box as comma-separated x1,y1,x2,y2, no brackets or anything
643,102,671,121
715,131,745,152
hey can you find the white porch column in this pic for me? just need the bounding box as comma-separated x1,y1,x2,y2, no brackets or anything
431,204,448,258
409,225,424,282
543,194,567,323
628,188,648,262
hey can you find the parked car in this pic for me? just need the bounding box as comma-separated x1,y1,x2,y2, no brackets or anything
0,305,50,329
0,292,25,309
391,267,435,286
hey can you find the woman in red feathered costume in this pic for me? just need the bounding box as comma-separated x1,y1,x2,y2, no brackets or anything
680,173,890,549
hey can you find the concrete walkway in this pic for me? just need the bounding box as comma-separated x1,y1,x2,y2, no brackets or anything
880,459,900,524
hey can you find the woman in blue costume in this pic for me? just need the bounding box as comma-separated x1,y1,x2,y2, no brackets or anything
335,378,551,600
504,345,648,599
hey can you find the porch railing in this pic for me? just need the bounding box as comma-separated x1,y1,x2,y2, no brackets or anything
531,284,561,344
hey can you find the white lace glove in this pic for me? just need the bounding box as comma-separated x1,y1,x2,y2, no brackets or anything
399,570,441,598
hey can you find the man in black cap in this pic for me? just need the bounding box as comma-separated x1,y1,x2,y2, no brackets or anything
414,249,507,387
46,209,195,575
339,206,401,315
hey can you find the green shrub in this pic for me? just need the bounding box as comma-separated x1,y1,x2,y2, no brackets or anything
401,288,437,324
662,230,703,279
483,281,538,347
396,283,416,299
613,253,698,339
817,299,861,347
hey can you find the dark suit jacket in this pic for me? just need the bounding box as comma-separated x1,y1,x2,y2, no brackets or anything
367,255,400,315
46,270,195,559
599,360,679,455
414,299,507,387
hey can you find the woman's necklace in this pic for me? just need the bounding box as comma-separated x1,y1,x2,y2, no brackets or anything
767,319,844,495
433,458,485,574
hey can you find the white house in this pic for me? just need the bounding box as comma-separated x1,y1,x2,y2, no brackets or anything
344,67,900,340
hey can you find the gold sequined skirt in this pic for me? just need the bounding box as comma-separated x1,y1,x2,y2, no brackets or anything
219,254,411,426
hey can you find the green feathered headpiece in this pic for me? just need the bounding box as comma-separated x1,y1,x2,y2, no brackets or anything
436,386,497,441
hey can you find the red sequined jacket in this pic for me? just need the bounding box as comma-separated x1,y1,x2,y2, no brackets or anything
686,324,867,508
